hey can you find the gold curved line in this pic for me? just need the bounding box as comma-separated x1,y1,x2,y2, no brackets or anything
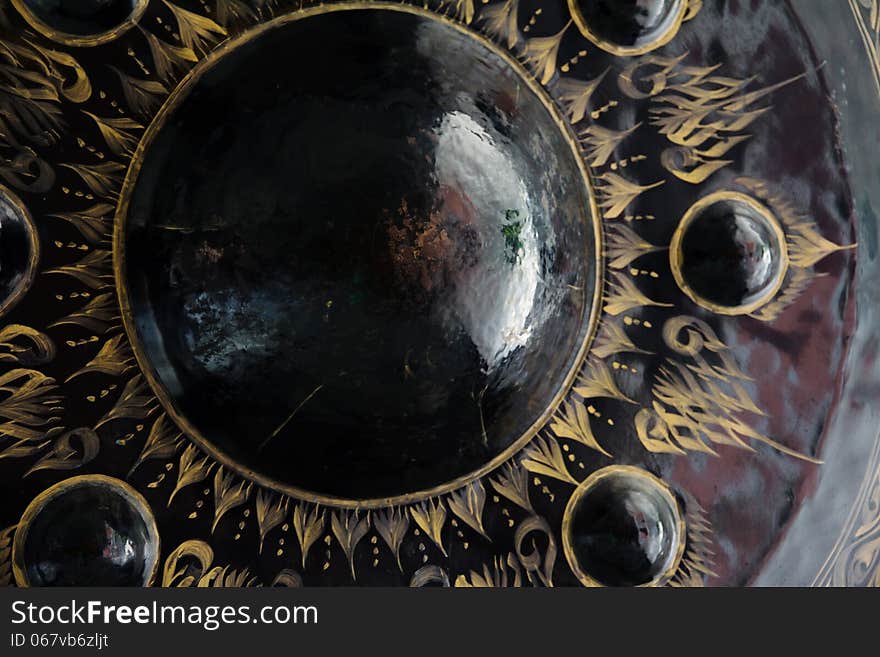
12,474,161,587
11,0,149,48
561,465,686,587
567,0,689,58
669,190,790,316
0,184,40,319
113,1,605,510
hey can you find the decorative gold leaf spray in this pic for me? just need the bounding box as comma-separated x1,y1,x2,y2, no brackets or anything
604,223,665,270
59,161,127,199
409,499,448,556
592,320,652,359
330,509,371,580
82,111,143,157
169,444,215,506
292,503,325,569
479,0,520,49
490,461,534,513
554,71,606,125
212,468,253,532
0,325,55,366
255,490,289,554
521,435,576,485
0,369,64,460
574,356,636,403
163,1,228,54
603,270,672,316
140,27,199,84
45,249,113,290
47,203,115,244
66,333,134,381
447,480,489,539
550,399,611,457
521,21,571,85
49,292,119,334
595,173,665,220
96,374,156,428
129,413,182,476
372,507,410,570
580,124,640,167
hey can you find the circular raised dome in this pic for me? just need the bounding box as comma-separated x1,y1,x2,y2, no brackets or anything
563,466,684,587
117,5,599,505
671,192,788,315
12,0,148,46
569,0,687,55
12,475,160,587
0,185,39,318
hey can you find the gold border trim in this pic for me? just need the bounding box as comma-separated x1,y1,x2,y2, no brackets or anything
562,465,686,587
669,190,789,316
0,184,40,318
568,0,688,57
12,474,161,587
113,1,605,509
11,0,149,48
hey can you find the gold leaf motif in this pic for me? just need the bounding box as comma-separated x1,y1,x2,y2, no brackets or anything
0,325,55,366
479,0,520,49
49,292,119,334
0,369,63,459
580,123,639,168
490,461,534,513
163,1,228,54
198,565,258,588
45,249,113,290
447,480,489,539
372,507,410,570
82,111,142,157
129,413,182,476
59,161,126,199
169,444,215,506
212,467,252,532
605,223,665,270
787,223,856,268
549,399,612,457
214,0,258,27
409,499,448,556
555,71,606,125
668,492,716,587
574,357,636,403
47,203,115,244
592,320,652,359
140,27,198,84
25,427,99,476
521,435,576,485
95,374,156,428
255,490,289,553
637,315,822,463
330,509,371,581
521,22,571,85
455,554,523,587
66,333,134,381
292,503,325,569
112,67,168,118
603,270,673,315
596,173,665,219
748,267,814,323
